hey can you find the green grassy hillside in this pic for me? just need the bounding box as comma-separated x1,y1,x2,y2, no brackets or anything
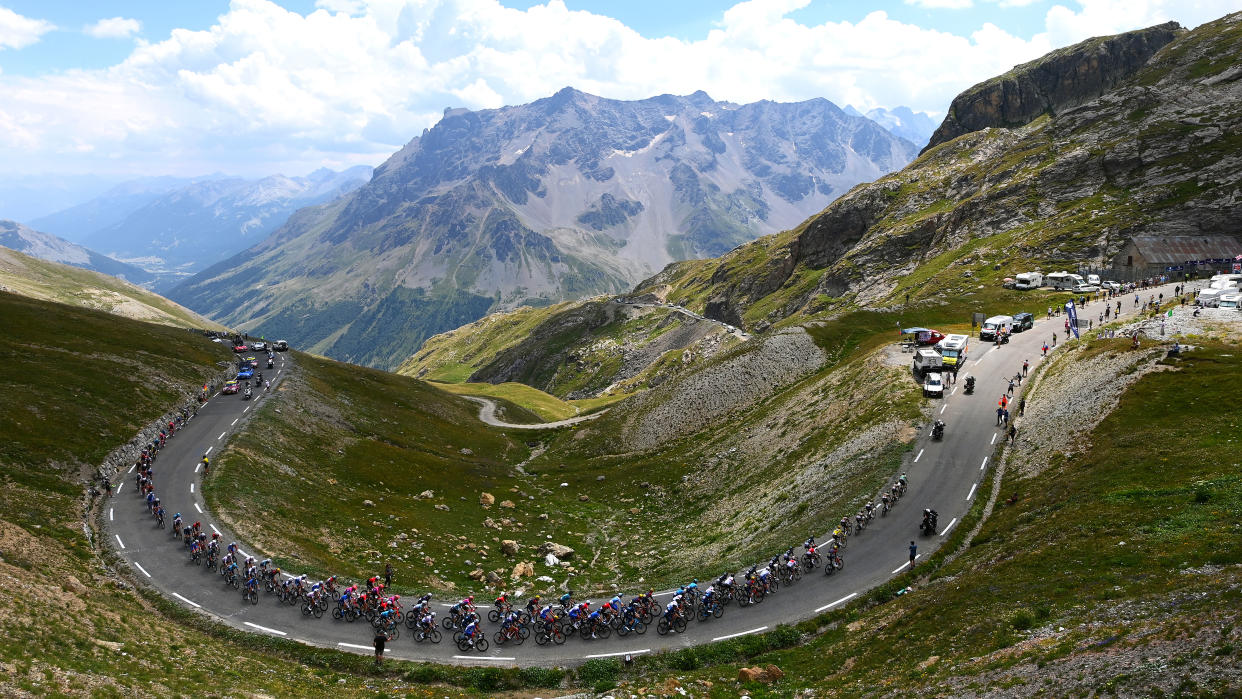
607,336,1242,697
0,246,225,330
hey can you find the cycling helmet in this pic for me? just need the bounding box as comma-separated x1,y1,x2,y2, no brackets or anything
466,595,474,602
175,513,181,518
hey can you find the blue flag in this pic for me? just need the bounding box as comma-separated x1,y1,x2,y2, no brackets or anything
1065,300,1080,339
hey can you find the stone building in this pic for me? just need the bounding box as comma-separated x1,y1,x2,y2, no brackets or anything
1111,235,1242,279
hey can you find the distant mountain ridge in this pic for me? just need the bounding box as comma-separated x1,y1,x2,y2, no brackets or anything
172,88,918,369
0,220,153,285
845,105,939,148
32,167,372,290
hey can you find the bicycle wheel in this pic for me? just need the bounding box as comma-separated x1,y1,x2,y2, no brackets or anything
792,567,802,581
487,609,501,623
313,606,324,618
552,628,565,645
633,620,646,635
595,624,611,639
674,618,687,633
428,629,441,644
493,631,505,646
456,638,471,652
518,625,530,639
249,592,258,605
712,605,723,619
536,631,550,646
333,607,344,620
475,637,489,652
656,618,670,635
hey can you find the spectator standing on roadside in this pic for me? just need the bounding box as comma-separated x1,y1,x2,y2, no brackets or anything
909,541,917,568
996,405,1004,426
1003,408,1010,426
373,631,386,666
385,563,394,588
1018,397,1026,417
1007,379,1015,396
1022,359,1030,376
1008,424,1017,444
1042,343,1049,357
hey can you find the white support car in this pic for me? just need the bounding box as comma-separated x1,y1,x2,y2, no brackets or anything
923,372,945,398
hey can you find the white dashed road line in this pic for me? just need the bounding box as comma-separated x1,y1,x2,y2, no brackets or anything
194,463,200,473
244,406,250,413
966,483,977,501
172,593,201,608
211,524,220,535
940,404,946,414
195,503,203,514
452,655,515,661
913,449,924,463
128,464,136,473
217,431,226,440
338,642,371,650
109,508,114,521
586,649,650,659
940,517,959,536
712,626,767,642
991,433,997,445
815,592,858,613
204,446,212,456
231,418,238,426
190,483,194,493
980,457,989,471
115,534,125,549
133,561,152,578
244,622,287,636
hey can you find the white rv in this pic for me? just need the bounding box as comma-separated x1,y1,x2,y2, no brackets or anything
1218,293,1240,310
1046,272,1084,290
935,334,969,369
980,315,1014,341
1014,272,1043,290
1199,282,1239,307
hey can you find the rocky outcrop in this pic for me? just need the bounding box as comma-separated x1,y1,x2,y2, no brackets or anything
924,21,1182,152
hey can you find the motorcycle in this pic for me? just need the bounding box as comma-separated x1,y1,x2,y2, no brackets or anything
932,420,945,440
919,509,939,536
243,388,252,400
964,376,976,394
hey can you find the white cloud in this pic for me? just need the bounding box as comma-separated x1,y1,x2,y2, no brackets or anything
905,0,976,9
84,17,142,39
0,0,1236,177
0,6,54,50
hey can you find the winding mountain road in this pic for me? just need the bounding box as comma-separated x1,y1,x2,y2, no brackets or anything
104,285,1176,666
465,396,604,430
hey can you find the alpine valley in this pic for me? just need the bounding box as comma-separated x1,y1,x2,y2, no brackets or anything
170,89,918,369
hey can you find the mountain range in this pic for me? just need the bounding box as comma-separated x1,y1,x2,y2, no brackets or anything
0,220,153,285
844,105,939,148
170,89,919,369
31,167,371,290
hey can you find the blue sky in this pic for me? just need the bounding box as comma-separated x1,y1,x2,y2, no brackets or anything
0,0,1237,177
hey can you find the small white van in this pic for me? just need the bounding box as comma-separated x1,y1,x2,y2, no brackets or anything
980,315,1014,341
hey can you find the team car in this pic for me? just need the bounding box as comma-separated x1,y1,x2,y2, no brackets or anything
222,380,240,394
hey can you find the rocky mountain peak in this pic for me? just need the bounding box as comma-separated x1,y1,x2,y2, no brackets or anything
924,20,1184,153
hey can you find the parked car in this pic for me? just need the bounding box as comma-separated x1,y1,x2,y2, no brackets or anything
222,380,240,394
1087,274,1101,286
1072,283,1099,293
923,372,945,398
1101,281,1121,291
1012,312,1034,332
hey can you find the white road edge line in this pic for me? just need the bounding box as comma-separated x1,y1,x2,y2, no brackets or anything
713,626,767,642
940,517,959,536
980,456,989,471
966,483,978,501
217,431,226,440
128,464,136,473
940,404,946,414
109,508,114,521
338,642,371,650
585,649,650,659
133,561,152,578
951,387,958,396
115,534,125,549
204,446,212,456
116,483,123,494
231,418,238,426
452,656,516,661
653,591,675,597
244,406,250,413
190,483,195,493
194,463,200,473
244,622,287,636
211,524,220,534
892,554,923,574
913,449,924,463
172,592,201,608
990,433,997,445
194,503,202,513
815,592,858,613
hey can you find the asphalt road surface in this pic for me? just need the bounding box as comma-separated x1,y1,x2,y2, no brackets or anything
105,284,1178,666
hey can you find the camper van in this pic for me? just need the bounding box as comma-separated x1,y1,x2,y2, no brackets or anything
1086,274,1101,286
1014,272,1043,290
1046,272,1085,290
936,334,969,369
1218,293,1240,310
1199,282,1239,307
913,348,944,377
980,315,1014,341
